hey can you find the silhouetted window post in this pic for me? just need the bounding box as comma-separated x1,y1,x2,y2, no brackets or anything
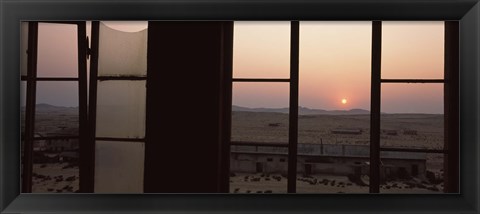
288,21,300,193
443,21,459,193
370,21,382,193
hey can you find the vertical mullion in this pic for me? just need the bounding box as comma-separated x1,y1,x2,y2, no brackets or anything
443,21,459,193
370,21,382,193
83,21,100,193
77,22,91,192
288,21,299,193
219,22,234,193
22,22,38,193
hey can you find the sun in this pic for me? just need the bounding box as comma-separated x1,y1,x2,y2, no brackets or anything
341,98,347,105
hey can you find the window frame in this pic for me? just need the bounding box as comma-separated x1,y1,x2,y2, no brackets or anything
19,20,460,194
229,20,459,193
21,21,88,193
2,0,478,213
86,21,148,193
230,21,299,193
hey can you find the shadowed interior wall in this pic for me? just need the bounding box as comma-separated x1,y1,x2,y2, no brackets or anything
144,21,233,193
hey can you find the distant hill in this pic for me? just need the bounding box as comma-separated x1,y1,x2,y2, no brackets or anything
232,105,370,115
21,103,79,114
25,103,369,115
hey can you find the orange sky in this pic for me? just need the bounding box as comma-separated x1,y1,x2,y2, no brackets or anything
232,21,444,114
24,21,445,113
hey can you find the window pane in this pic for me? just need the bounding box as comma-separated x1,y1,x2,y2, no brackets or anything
232,82,289,143
297,21,372,193
96,80,146,138
98,22,148,77
102,21,148,32
94,141,145,193
21,22,28,77
32,139,79,193
380,152,444,193
230,145,288,193
37,23,78,77
382,21,444,79
381,84,444,149
233,21,290,78
35,82,79,134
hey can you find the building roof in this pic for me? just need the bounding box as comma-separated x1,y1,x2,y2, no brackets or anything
231,143,427,160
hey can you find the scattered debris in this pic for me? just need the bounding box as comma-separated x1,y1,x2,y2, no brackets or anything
268,123,281,127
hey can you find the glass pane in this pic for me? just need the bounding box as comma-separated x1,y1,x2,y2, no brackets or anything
94,141,145,193
230,145,288,193
102,21,148,32
32,139,80,193
35,82,79,134
232,82,289,143
297,21,372,193
233,21,290,78
380,152,444,193
96,81,146,138
37,23,78,77
381,84,444,149
382,21,444,79
98,22,148,77
21,22,28,77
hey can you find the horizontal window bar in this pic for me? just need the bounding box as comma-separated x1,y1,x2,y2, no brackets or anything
21,77,79,81
230,141,289,147
37,21,83,25
381,79,444,83
97,76,147,81
232,78,290,82
95,137,145,142
380,147,446,154
33,136,79,140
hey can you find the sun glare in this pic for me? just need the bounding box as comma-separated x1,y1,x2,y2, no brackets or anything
341,98,347,104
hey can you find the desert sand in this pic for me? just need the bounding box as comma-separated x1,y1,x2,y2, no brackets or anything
230,111,445,193
28,107,445,193
32,163,79,193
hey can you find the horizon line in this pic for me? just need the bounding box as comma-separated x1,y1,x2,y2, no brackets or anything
25,103,444,114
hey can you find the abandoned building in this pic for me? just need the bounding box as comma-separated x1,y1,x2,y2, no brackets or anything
33,133,79,152
230,143,427,180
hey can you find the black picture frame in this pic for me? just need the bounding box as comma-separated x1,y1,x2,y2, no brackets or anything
1,0,479,213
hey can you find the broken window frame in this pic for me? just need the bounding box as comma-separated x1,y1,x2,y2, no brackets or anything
85,21,147,193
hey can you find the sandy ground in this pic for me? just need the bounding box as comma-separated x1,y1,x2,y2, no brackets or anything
230,173,443,194
232,112,444,149
29,111,445,193
32,163,79,193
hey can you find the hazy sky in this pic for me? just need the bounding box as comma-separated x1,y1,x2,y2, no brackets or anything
22,21,444,113
233,21,444,114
